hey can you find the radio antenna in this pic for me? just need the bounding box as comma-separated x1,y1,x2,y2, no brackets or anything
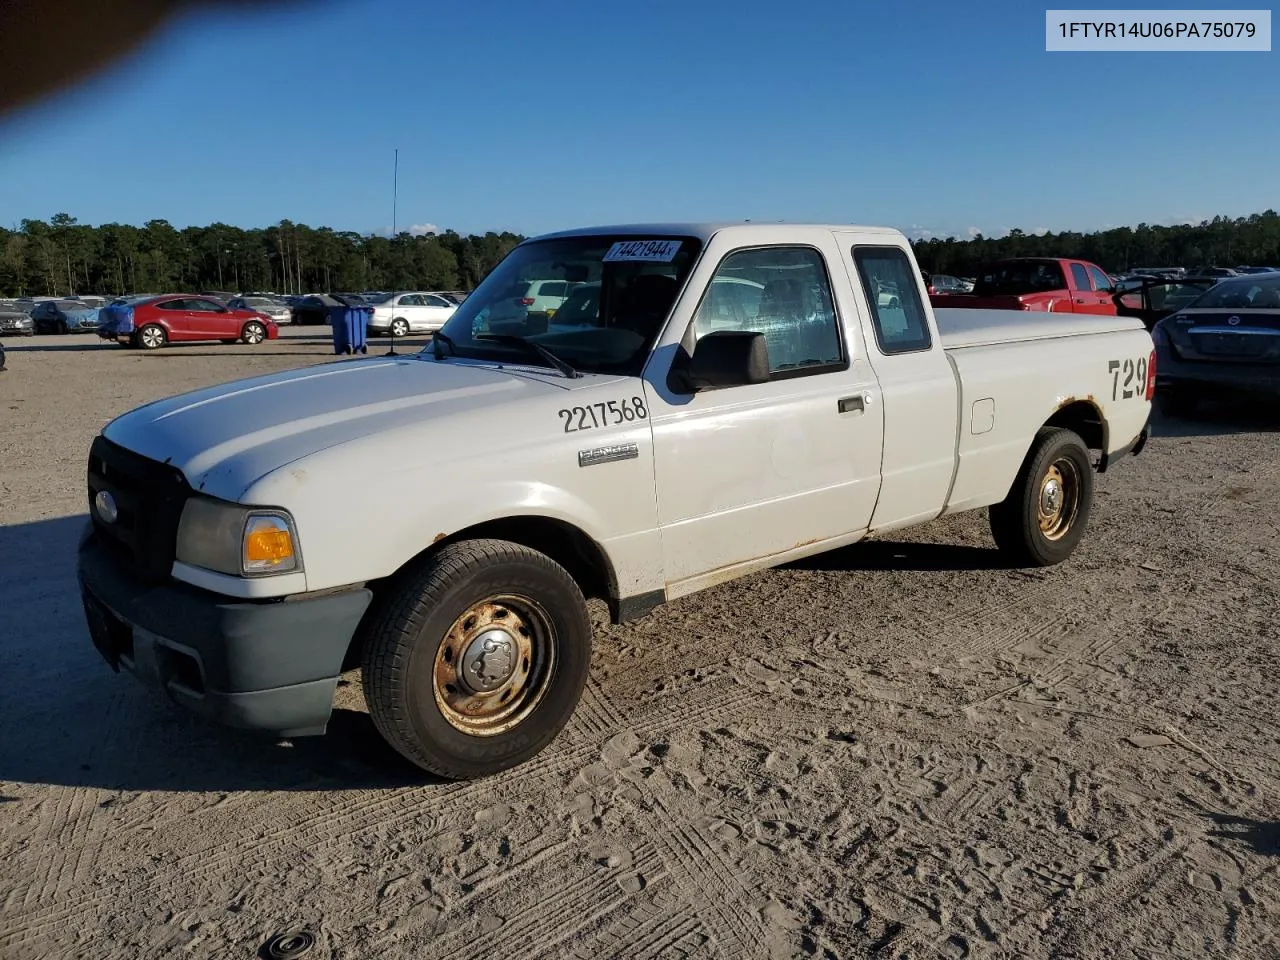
387,147,399,357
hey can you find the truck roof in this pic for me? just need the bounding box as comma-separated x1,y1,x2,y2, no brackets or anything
530,222,907,243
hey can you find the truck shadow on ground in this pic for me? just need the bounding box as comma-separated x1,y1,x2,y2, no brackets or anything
1151,399,1280,438
1204,813,1280,857
0,514,441,793
784,539,1013,572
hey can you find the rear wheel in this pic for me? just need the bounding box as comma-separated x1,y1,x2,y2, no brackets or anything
241,320,267,345
989,427,1094,567
135,324,166,350
360,539,592,779
390,318,409,337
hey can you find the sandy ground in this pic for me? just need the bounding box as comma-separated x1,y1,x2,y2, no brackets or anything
1,326,1278,960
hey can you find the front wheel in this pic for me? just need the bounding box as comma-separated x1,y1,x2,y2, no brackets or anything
989,426,1094,567
241,320,267,344
360,539,592,779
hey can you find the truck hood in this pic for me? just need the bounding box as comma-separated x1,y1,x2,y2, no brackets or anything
103,355,602,498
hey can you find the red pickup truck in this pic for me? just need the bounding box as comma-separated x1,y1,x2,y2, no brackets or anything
929,257,1118,315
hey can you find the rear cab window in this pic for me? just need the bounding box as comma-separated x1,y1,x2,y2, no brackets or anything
1069,263,1091,290
852,246,933,355
974,260,1067,296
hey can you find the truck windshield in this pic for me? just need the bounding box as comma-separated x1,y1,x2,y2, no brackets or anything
973,260,1066,296
429,235,702,376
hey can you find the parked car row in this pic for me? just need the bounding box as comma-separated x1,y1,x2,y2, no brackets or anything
919,258,1278,415
289,290,465,334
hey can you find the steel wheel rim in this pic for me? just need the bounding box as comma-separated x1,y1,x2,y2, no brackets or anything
141,327,163,348
432,594,556,736
1037,457,1080,541
245,324,264,343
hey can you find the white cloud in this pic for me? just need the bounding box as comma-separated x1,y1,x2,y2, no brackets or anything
967,226,982,238
376,222,441,237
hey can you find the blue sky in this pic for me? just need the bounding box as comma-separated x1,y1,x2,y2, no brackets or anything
0,0,1275,240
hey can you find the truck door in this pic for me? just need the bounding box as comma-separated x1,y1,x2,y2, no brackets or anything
1068,262,1101,314
838,239,960,533
1086,264,1119,314
643,236,884,591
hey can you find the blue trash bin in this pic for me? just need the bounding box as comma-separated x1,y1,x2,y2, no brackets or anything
328,301,370,355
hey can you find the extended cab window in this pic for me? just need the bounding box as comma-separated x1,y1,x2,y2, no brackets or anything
690,246,843,375
1070,263,1091,290
853,246,932,354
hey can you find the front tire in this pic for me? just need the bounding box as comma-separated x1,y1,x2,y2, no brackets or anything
241,320,267,344
135,324,166,350
360,539,592,779
989,426,1094,567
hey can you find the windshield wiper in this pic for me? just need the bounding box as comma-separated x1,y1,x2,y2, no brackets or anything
430,329,456,360
475,333,582,379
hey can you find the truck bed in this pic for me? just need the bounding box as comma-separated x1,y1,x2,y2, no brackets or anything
935,308,1143,349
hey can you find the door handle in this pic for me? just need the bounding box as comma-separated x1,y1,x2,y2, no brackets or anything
838,393,872,414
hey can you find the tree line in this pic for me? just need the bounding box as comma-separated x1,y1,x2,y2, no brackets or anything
5,209,1280,298
912,210,1280,277
0,214,524,298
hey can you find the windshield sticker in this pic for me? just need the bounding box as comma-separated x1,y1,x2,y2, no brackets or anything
603,240,682,263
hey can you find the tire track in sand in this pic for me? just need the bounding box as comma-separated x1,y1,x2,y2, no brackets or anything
0,685,758,952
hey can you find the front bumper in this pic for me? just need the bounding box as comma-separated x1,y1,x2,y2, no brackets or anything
77,526,371,737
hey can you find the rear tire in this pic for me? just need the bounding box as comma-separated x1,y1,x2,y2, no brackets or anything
1156,388,1198,419
390,318,409,337
360,539,592,779
135,324,166,350
989,427,1094,567
241,320,267,344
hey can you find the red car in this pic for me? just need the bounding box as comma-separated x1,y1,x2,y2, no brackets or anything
928,257,1118,315
98,294,279,350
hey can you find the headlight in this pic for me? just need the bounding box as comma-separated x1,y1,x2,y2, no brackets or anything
175,496,301,576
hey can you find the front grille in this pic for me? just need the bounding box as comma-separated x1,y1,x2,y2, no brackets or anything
87,435,191,582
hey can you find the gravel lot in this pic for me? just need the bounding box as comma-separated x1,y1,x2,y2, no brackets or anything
1,326,1278,960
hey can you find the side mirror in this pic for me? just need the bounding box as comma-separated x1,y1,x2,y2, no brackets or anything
672,331,771,391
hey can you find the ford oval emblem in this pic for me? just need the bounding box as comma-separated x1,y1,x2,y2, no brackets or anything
1227,315,1241,326
94,490,118,524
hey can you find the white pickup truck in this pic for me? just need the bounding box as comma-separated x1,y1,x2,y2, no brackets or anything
77,223,1154,779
